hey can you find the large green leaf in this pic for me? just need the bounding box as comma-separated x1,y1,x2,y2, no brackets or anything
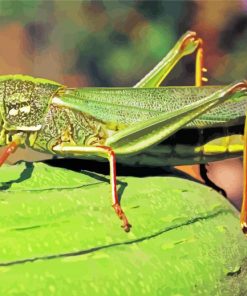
0,162,246,295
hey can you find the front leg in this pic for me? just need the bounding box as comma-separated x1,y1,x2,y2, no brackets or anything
52,144,131,232
0,142,18,166
0,133,25,166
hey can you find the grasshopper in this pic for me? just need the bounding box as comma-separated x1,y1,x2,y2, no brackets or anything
0,31,247,233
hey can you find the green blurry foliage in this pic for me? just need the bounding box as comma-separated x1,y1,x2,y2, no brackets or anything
0,0,41,23
0,0,245,87
0,0,188,86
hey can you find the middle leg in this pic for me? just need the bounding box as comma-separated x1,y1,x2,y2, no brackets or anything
52,144,132,232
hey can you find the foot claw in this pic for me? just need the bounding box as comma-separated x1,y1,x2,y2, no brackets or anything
122,223,132,232
113,203,132,232
241,222,247,235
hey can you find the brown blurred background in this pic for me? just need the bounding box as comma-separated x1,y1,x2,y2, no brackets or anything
0,0,246,208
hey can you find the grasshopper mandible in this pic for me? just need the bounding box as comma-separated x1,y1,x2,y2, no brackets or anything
0,31,247,233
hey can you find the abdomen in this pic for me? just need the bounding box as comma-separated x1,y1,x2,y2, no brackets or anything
118,123,244,167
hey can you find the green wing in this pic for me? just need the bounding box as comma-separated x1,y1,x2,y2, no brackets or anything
56,86,247,128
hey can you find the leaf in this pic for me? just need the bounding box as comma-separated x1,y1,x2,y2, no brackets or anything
0,162,246,295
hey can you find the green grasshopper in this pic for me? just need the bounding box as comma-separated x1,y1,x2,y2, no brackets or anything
0,31,247,233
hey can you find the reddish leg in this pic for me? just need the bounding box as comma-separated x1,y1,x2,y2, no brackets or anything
98,146,132,232
53,143,132,232
241,115,247,234
0,142,18,166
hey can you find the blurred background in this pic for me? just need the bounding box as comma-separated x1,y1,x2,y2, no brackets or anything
0,0,246,208
0,0,246,86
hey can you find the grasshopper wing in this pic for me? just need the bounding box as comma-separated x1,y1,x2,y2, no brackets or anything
105,84,246,155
